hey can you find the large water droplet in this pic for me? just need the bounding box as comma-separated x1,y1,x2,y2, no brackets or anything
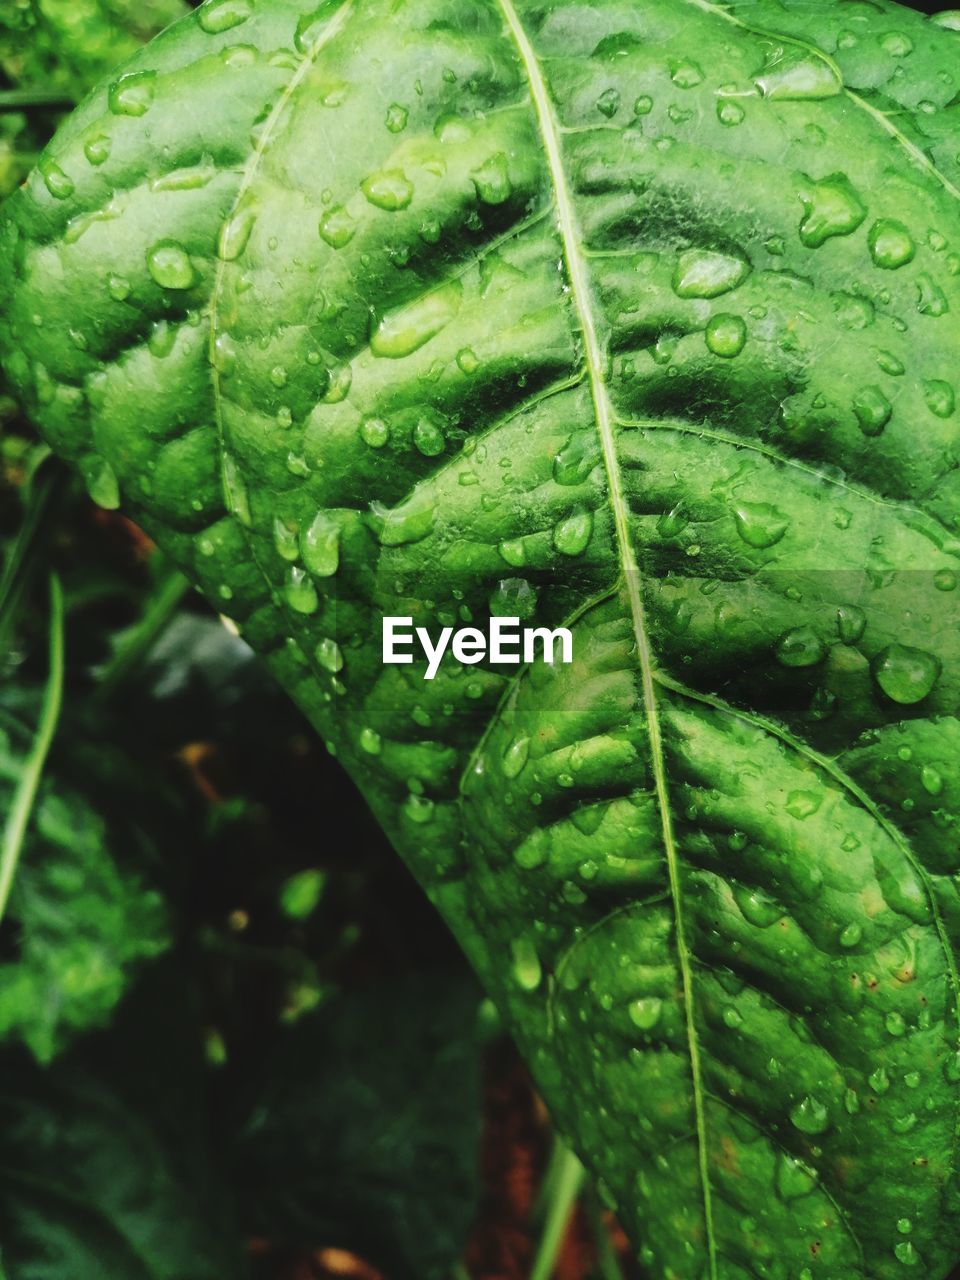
894,1242,920,1267
852,385,892,436
789,1094,830,1134
219,205,256,260
315,637,343,672
147,241,195,290
595,87,620,117
362,168,414,211
553,509,594,556
733,884,783,927
109,70,157,117
318,205,357,249
837,604,866,643
554,434,601,486
40,161,74,200
629,996,663,1030
512,938,541,991
755,54,841,100
670,59,703,88
717,99,744,126
371,280,463,358
301,510,340,577
873,644,941,703
775,1152,819,1200
359,727,382,754
83,133,112,166
705,313,746,357
471,152,512,204
917,273,949,317
502,736,530,779
776,626,826,667
273,517,299,562
499,538,526,567
733,501,789,549
869,219,916,269
785,790,822,820
295,1,342,53
924,379,955,417
360,417,389,448
385,102,408,132
673,248,750,299
198,0,253,32
798,174,866,247
373,495,435,546
285,565,319,614
81,455,120,510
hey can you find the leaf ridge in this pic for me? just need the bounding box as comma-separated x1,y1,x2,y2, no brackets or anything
493,1,718,1270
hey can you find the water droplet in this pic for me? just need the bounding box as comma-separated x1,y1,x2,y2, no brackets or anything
755,54,841,99
198,0,252,32
837,604,866,644
877,349,905,375
40,161,74,199
490,577,537,620
147,241,195,290
222,452,251,526
657,504,688,537
839,922,862,948
934,568,957,591
921,764,944,795
81,456,120,510
868,219,916,269
717,99,745,126
733,884,782,927
785,790,822,820
673,248,750,299
360,417,389,447
776,1152,819,1199
109,70,157,117
294,1,341,52
553,509,594,556
733,501,789,549
83,133,112,165
372,495,435,546
301,510,340,577
404,793,435,825
885,1010,907,1037
512,938,541,991
629,996,663,1030
844,1088,860,1114
219,205,256,260
554,434,601,486
873,644,941,703
471,152,512,204
413,416,445,457
776,626,826,667
790,1094,830,1134
457,347,479,374
498,538,527,567
934,10,960,30
318,205,357,249
671,59,703,88
852,385,892,436
596,87,620,117
917,273,949,316
315,637,343,672
634,94,654,116
371,280,462,358
385,102,408,132
882,31,914,56
798,174,866,247
273,517,299,562
108,275,130,302
285,565,318,614
359,727,381,754
502,736,530,778
894,1241,920,1267
705,313,746,357
362,168,413,211
924,379,955,417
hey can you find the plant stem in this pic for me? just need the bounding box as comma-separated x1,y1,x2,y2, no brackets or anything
0,89,74,111
96,566,190,699
0,455,59,653
0,573,65,926
529,1141,585,1280
584,1190,624,1280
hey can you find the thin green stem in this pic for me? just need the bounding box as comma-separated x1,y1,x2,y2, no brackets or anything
0,573,65,926
96,566,190,699
584,1190,624,1280
0,455,58,653
529,1141,585,1280
0,89,74,111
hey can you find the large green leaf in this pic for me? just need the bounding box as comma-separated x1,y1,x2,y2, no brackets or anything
3,0,960,1274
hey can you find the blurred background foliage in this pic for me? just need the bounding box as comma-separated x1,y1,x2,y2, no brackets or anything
0,6,643,1279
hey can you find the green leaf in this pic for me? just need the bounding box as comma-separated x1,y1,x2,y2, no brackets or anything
3,0,960,1274
236,974,483,1279
0,706,169,1062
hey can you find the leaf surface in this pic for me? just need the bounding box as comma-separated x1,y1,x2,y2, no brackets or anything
4,0,960,1274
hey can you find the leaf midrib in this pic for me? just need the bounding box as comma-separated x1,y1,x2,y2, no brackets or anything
492,0,718,1271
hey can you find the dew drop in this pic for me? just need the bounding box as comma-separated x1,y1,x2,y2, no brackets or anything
873,644,941,703
498,538,527,567
935,569,957,591
733,884,782,927
81,456,120,510
755,55,840,100
789,1094,830,1134
512,937,541,991
40,161,74,199
917,273,949,316
705,313,746,357
776,626,826,667
717,99,745,126
359,727,382,754
894,1241,920,1267
924,379,955,417
219,205,256,260
413,416,445,457
198,0,253,33
502,736,530,778
839,922,863,948
273,517,299,562
921,764,944,795
775,1152,819,1200
372,495,435,546
671,59,703,88
868,219,916,269
471,152,512,204
457,347,479,374
108,275,131,302
147,241,195,290
785,790,822,820
385,102,408,132
634,94,654,116
83,133,112,165
837,604,866,644
404,793,435,825
285,565,319,614
371,280,462,358
222,452,251,526
294,1,341,53
362,168,414,211
733,501,789,549
596,87,620,117
553,508,594,556
629,996,663,1030
315,637,343,673
554,434,601,486
301,511,340,577
318,205,357,249
798,174,866,248
673,248,750,299
852,385,892,436
109,70,157,117
360,416,389,447
882,31,914,56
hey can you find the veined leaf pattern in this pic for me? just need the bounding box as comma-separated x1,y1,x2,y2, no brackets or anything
3,0,960,1274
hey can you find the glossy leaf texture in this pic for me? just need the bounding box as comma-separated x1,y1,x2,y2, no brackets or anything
3,0,960,1274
